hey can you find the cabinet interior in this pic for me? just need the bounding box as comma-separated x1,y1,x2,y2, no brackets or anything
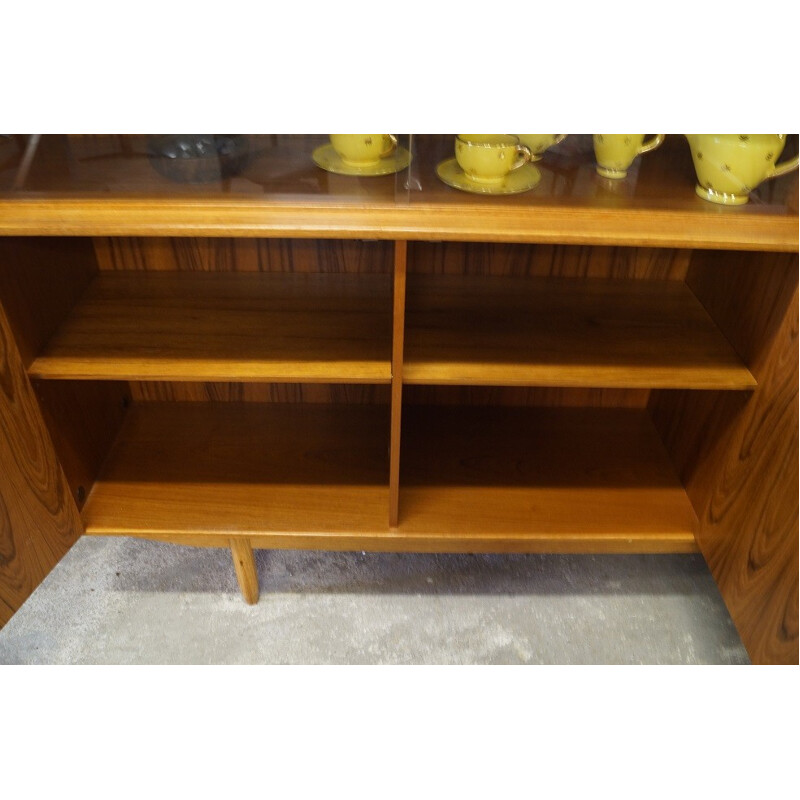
0,235,795,555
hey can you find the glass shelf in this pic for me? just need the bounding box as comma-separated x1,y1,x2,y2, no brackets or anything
1,134,797,250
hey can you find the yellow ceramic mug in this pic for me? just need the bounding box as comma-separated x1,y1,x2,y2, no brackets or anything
686,134,799,205
593,134,665,179
455,134,533,185
518,134,568,161
329,134,397,166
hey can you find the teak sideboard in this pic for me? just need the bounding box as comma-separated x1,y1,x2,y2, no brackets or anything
0,134,797,664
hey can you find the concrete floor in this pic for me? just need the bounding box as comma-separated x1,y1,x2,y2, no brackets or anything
0,536,749,664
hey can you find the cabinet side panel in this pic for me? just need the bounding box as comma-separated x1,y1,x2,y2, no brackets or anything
0,237,97,366
650,251,799,664
32,379,131,509
0,299,83,627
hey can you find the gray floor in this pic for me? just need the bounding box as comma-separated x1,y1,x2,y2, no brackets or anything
0,536,749,664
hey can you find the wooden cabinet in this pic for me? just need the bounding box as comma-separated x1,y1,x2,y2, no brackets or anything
0,134,797,663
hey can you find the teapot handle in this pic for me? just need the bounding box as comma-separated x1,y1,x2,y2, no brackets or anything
511,144,534,172
381,135,398,158
768,149,799,181
638,134,665,155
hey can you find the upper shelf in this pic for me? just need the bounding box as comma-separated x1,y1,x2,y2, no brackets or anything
1,134,797,251
29,271,392,384
404,276,756,390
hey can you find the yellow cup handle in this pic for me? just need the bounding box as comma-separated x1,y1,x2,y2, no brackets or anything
511,144,533,171
381,134,398,158
767,150,799,181
638,134,665,155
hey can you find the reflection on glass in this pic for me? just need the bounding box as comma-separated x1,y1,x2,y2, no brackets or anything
146,135,250,183
0,134,796,215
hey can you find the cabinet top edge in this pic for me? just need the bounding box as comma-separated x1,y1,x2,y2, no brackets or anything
0,198,796,252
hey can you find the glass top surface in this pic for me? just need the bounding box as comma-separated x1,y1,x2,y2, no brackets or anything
1,134,797,218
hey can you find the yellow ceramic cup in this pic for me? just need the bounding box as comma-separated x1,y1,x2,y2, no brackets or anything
329,134,397,166
517,134,568,161
593,134,665,179
455,134,533,185
686,134,799,205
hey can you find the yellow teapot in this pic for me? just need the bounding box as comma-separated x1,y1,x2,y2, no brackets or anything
686,134,798,205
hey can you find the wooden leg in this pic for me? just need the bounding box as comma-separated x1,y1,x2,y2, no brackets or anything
229,538,259,604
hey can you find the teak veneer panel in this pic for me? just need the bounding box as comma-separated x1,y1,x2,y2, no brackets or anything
397,406,698,552
650,250,799,664
0,237,97,367
408,241,692,280
93,236,394,274
404,276,756,390
29,272,392,383
82,403,390,541
0,294,82,626
129,382,389,404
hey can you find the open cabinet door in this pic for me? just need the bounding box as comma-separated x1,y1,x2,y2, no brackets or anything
652,250,799,664
0,295,82,626
697,286,798,663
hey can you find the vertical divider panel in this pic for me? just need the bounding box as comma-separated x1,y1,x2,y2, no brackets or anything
389,240,408,528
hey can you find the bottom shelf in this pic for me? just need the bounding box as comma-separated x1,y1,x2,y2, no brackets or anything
83,402,698,553
399,406,699,553
82,403,391,544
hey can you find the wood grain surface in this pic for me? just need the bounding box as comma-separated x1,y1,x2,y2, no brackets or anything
82,403,391,541
389,241,407,527
403,386,650,408
129,382,389,404
230,538,259,604
408,241,691,279
650,249,799,663
31,379,130,509
29,271,393,383
404,276,755,389
81,402,697,553
0,237,97,367
397,406,698,552
93,236,393,274
1,197,794,251
0,295,82,626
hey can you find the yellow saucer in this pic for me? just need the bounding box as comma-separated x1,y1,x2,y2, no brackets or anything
312,143,411,176
436,158,541,195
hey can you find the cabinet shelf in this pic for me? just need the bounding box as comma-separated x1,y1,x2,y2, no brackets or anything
1,135,796,251
404,276,756,390
82,402,698,553
29,271,393,383
398,406,699,553
82,403,391,543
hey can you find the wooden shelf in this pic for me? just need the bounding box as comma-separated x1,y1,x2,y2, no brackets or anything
82,403,391,543
398,406,699,553
404,276,756,390
29,272,392,383
82,402,698,553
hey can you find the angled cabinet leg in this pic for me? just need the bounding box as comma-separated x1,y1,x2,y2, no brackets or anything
229,538,259,604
